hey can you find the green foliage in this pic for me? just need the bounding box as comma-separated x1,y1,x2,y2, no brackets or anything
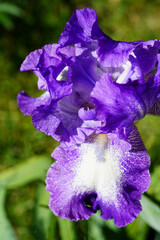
0,2,23,30
140,195,160,232
0,187,17,240
126,216,148,240
148,165,160,201
0,156,51,189
32,183,56,240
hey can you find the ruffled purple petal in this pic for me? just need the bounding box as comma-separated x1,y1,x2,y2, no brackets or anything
18,50,103,143
20,44,74,100
97,40,137,68
90,73,145,138
17,91,51,115
132,40,160,75
58,7,107,47
28,91,98,143
46,125,150,227
99,40,160,83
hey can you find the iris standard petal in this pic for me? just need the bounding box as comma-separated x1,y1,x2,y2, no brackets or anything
58,7,107,47
46,125,150,227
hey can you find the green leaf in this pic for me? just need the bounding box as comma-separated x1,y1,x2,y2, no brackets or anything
148,165,160,201
88,212,122,240
0,12,14,29
0,186,17,240
58,218,75,240
32,183,57,240
126,216,148,240
90,212,119,233
0,156,51,189
140,195,160,232
155,232,160,240
88,217,106,240
0,3,23,17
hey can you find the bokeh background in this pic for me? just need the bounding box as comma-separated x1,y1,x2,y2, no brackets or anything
1,0,160,239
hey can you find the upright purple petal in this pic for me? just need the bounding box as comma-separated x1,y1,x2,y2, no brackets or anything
58,7,107,47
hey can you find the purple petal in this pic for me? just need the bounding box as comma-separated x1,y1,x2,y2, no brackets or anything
148,98,160,115
58,7,107,47
30,91,98,143
20,44,74,100
46,125,150,227
132,40,160,75
71,54,102,99
78,108,96,121
136,77,160,114
90,73,145,138
20,44,60,91
97,40,137,68
17,91,51,115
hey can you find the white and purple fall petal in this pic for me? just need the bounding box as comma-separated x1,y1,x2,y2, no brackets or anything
46,126,150,227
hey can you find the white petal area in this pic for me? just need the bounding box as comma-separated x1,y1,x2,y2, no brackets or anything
73,134,123,202
57,66,69,81
116,61,132,84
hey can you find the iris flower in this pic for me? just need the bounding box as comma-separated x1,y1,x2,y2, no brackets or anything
18,8,160,227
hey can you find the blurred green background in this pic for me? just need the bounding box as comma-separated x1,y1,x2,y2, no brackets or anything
1,0,160,239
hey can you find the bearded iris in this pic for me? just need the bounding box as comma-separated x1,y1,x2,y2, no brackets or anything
18,8,160,227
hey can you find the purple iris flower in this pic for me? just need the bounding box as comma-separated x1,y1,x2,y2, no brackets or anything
18,7,160,227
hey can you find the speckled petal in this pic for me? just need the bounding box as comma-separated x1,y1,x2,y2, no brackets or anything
46,125,150,227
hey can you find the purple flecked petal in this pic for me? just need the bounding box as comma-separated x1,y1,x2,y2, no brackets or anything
148,98,160,115
46,125,150,227
90,73,145,138
17,91,51,115
30,101,62,140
